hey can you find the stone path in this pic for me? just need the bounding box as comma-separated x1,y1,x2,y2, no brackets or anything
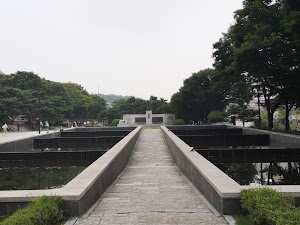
0,130,58,144
72,128,228,225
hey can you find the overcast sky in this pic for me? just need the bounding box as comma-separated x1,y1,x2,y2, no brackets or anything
0,0,243,101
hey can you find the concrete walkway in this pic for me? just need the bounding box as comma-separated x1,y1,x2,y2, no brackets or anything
72,128,228,225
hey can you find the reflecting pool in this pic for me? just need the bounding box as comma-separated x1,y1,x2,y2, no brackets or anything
0,163,87,190
197,147,300,186
0,152,102,190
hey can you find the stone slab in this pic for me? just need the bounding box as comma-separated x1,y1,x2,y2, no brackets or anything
73,128,227,225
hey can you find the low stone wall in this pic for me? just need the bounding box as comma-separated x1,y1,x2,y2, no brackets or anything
162,125,300,215
166,125,228,130
242,126,300,148
0,126,142,216
161,126,241,215
73,126,136,132
0,132,62,152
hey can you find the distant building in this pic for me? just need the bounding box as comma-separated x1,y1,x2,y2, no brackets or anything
123,110,175,126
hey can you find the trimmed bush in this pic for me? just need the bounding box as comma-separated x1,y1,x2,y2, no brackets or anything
111,119,121,126
207,110,228,123
172,119,185,125
240,188,300,225
1,196,65,225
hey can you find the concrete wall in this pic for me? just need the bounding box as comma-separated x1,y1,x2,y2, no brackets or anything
162,125,300,215
167,125,229,130
241,126,300,148
73,127,136,132
161,126,241,215
0,126,142,217
0,132,62,152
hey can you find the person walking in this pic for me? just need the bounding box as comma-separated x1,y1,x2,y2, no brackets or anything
2,123,8,136
45,121,49,132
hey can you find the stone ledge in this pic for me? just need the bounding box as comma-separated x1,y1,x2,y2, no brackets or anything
161,126,300,215
0,126,142,216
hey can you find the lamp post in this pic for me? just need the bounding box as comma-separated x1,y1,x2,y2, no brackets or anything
257,87,261,129
33,89,41,134
252,82,261,129
38,91,41,134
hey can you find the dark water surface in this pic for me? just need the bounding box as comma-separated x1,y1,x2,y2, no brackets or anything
197,147,300,186
0,159,93,190
214,162,300,185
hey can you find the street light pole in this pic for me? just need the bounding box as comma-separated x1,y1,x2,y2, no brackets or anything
38,92,41,134
38,93,41,134
257,87,261,129
33,89,42,134
252,82,262,129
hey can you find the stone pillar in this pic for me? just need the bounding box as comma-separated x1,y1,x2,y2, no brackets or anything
146,111,152,125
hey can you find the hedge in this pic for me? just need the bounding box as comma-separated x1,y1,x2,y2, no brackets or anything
172,119,185,125
1,196,65,225
111,119,121,126
240,188,300,225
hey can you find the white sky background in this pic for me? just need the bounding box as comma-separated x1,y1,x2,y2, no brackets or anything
0,0,243,101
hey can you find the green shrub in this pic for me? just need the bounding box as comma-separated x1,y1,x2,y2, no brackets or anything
111,119,121,126
172,119,185,125
207,110,228,123
2,196,65,225
235,215,254,225
240,188,300,225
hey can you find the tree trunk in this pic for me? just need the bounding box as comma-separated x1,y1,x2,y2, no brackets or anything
264,98,274,130
267,111,274,130
285,101,290,131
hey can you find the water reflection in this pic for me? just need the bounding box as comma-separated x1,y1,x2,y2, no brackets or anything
0,160,92,190
215,162,300,186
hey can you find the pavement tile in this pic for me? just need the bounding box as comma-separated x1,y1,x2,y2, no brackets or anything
73,129,228,225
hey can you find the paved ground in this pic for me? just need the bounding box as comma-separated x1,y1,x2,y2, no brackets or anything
72,128,228,225
0,130,58,144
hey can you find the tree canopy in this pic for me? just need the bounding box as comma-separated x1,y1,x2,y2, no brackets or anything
0,71,107,126
170,69,226,123
212,0,300,130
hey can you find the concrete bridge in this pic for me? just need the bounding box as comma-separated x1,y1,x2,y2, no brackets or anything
1,126,300,224
70,128,228,225
0,127,231,224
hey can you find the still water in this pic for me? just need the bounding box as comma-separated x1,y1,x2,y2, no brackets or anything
196,147,300,186
215,162,300,186
0,160,91,190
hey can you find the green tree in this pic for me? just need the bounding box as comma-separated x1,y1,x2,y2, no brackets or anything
111,119,121,126
39,80,73,125
0,71,107,126
212,31,252,105
63,83,95,119
213,0,300,130
99,97,147,123
279,0,300,131
226,103,257,127
172,119,185,125
171,69,226,123
232,0,284,130
149,96,172,114
207,110,228,124
0,72,43,124
89,95,107,119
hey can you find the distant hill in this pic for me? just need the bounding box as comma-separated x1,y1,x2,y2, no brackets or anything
97,94,130,106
